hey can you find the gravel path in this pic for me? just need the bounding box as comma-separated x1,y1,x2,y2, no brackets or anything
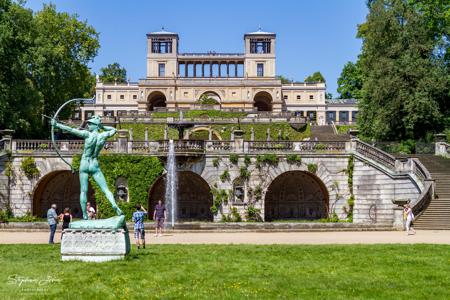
1,230,449,244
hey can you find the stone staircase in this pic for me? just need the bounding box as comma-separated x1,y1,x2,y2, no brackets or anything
413,155,450,230
310,125,348,141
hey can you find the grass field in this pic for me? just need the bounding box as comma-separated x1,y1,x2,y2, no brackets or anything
0,244,449,299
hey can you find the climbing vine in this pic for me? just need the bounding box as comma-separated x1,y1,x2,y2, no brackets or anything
72,154,164,220
307,163,318,174
210,186,229,215
220,169,230,182
345,155,355,222
20,157,39,178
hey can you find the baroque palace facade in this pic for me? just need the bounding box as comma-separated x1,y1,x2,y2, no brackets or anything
78,29,358,124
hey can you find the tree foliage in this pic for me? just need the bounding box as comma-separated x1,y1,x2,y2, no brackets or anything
304,71,325,83
337,61,363,99
99,62,127,83
0,1,99,138
357,0,449,141
276,75,292,84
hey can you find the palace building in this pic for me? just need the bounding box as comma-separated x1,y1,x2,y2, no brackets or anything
79,29,358,124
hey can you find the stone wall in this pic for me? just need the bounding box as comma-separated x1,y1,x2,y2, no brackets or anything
0,151,421,226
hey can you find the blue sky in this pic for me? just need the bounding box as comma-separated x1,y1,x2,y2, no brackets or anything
25,0,368,96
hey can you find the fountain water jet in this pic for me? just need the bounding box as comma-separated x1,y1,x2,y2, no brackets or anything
165,140,178,228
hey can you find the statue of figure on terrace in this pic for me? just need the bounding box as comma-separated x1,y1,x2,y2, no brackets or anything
51,115,123,220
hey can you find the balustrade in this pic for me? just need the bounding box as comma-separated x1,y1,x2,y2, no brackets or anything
355,140,396,170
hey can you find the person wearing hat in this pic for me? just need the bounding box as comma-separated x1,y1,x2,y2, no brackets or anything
51,115,123,219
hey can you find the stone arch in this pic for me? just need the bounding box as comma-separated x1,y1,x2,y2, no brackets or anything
148,171,213,221
264,170,329,221
147,91,167,111
187,126,223,140
198,91,221,104
253,91,273,111
32,170,95,218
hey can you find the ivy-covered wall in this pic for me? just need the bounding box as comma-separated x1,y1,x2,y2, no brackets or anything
73,155,164,220
121,123,310,141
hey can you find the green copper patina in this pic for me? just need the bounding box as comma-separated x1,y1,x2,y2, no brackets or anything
69,215,126,230
51,114,124,223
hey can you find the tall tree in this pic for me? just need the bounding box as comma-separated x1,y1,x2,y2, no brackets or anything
0,2,99,138
99,63,127,83
304,71,325,83
357,0,449,141
337,61,363,99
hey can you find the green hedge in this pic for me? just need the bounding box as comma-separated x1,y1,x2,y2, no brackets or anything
121,122,310,141
73,155,164,220
118,124,178,140
151,110,247,119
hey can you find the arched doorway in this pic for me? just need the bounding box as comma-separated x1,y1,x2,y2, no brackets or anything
198,91,221,105
147,91,167,111
148,171,213,221
32,171,95,218
253,91,273,111
188,127,222,140
264,171,328,221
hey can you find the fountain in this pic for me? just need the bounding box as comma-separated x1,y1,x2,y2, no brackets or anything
165,140,178,228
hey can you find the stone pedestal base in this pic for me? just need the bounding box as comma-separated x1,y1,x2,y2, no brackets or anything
61,228,130,262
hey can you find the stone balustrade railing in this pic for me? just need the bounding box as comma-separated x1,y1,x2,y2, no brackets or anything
355,140,396,170
411,158,434,217
10,139,348,155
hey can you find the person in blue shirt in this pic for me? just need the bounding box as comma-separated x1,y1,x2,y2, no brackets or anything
132,204,148,249
47,204,58,244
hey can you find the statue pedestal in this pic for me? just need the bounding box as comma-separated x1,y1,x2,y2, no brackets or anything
61,215,130,262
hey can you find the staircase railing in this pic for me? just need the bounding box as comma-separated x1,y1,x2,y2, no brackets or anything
354,140,396,170
411,158,434,218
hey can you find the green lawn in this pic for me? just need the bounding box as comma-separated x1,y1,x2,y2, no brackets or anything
0,244,448,299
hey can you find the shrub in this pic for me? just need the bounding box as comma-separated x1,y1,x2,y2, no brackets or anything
220,170,230,182
245,205,262,222
286,154,301,164
307,163,318,174
256,154,279,168
229,207,242,222
20,157,40,178
229,154,239,165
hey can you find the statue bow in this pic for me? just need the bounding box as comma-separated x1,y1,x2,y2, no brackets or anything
51,97,95,172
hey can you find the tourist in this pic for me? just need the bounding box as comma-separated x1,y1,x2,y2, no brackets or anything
47,204,58,244
132,204,148,249
153,200,166,237
87,202,96,220
59,208,72,240
404,204,416,235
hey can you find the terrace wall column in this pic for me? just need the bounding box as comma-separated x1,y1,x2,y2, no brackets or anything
235,63,238,77
218,62,221,77
202,63,205,77
193,62,197,77
185,62,188,77
210,63,212,78
227,63,230,77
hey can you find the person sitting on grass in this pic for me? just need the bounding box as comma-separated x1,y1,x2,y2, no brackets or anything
132,204,147,249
